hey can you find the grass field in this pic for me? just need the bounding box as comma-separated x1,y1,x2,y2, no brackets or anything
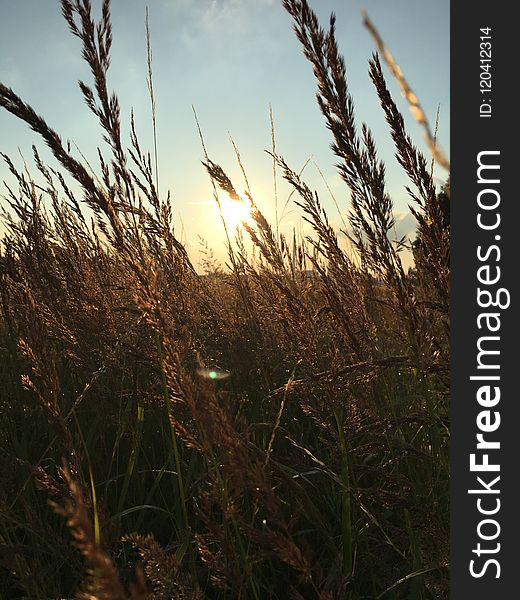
0,1,449,598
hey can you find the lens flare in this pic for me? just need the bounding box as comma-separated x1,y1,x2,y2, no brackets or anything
196,367,230,381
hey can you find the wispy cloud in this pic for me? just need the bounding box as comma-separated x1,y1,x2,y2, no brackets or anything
160,0,278,40
0,58,24,90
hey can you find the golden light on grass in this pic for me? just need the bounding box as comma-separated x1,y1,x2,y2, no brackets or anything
0,0,450,596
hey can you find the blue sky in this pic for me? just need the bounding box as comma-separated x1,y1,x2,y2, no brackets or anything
0,0,449,268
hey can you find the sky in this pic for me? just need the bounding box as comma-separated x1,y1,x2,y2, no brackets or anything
0,0,449,269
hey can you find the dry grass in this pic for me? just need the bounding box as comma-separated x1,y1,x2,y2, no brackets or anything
0,1,449,598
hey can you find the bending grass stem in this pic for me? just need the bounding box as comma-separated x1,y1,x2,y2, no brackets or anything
333,407,353,579
155,334,192,554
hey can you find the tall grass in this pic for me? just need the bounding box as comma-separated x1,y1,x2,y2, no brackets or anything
0,0,449,598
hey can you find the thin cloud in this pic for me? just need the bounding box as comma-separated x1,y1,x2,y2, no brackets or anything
0,58,24,90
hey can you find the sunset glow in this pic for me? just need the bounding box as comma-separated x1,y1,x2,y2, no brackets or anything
216,192,254,231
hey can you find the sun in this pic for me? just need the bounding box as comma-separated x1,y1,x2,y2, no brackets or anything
215,192,254,231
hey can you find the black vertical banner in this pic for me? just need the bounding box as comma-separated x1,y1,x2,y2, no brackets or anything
452,2,516,598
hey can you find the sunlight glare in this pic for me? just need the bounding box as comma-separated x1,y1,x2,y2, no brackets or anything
215,192,254,231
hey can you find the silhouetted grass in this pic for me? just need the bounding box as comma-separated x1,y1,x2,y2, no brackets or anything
0,1,449,598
